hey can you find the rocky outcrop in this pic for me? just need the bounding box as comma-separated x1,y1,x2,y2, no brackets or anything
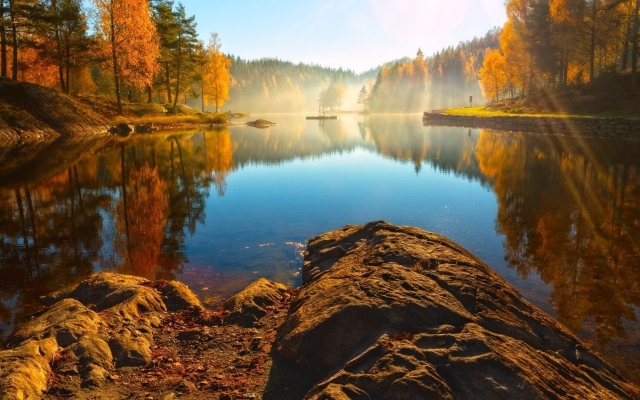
0,273,202,399
2,223,639,399
0,77,108,143
274,221,639,399
223,278,289,326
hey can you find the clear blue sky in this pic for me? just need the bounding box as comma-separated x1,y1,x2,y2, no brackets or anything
188,0,507,73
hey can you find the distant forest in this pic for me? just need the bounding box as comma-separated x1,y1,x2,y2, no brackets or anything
4,0,633,113
224,29,500,113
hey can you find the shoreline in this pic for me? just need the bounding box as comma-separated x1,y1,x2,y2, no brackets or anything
422,110,640,138
1,222,638,399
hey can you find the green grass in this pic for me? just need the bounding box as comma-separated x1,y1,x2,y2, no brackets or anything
112,112,228,126
441,107,578,118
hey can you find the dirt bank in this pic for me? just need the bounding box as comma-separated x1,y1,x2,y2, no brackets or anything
0,78,109,144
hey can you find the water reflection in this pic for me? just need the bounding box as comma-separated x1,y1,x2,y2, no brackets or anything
476,131,640,348
0,115,639,381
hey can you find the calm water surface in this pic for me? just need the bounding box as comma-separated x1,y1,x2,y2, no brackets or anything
1,114,639,382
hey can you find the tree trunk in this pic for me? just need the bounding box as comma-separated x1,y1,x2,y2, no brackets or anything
52,0,67,93
162,61,171,104
9,0,18,80
109,3,122,115
65,38,70,94
622,3,632,71
589,0,597,82
633,0,640,88
147,85,152,103
1,0,7,77
172,36,181,109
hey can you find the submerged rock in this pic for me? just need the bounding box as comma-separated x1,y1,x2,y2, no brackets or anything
246,119,276,128
274,221,639,399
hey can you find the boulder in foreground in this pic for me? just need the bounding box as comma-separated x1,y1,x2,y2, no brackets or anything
1,222,638,399
273,221,639,399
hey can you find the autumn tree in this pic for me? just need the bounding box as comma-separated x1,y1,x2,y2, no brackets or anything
94,0,160,114
203,32,231,112
550,0,585,86
500,20,531,97
369,49,431,111
479,48,507,101
318,82,344,111
27,0,92,93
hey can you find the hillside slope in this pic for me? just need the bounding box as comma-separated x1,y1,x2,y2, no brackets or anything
0,78,108,143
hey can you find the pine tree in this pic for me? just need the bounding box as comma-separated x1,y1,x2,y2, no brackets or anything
171,2,198,109
151,0,178,103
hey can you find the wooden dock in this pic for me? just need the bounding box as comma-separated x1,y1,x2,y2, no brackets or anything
307,104,337,120
306,115,337,120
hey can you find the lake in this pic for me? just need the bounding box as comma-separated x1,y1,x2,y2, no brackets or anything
1,113,639,382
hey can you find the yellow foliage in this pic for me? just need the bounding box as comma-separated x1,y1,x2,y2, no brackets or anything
479,49,507,101
203,33,232,112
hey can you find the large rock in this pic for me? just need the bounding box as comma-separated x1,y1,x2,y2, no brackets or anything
0,273,201,398
42,272,167,325
275,221,639,399
224,278,289,326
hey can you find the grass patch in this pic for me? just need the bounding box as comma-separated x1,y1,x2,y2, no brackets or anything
442,107,576,118
78,96,233,125
112,112,228,126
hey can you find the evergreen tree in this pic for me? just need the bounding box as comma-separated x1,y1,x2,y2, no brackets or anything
151,0,178,103
171,2,198,109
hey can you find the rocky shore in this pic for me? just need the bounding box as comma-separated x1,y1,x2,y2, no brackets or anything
0,78,109,144
1,221,638,399
423,110,640,139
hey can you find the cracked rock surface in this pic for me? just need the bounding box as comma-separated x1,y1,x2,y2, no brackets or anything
273,221,639,399
2,222,638,399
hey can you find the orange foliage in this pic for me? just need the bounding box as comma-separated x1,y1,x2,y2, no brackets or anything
117,165,168,279
16,47,58,88
94,0,160,110
478,49,507,101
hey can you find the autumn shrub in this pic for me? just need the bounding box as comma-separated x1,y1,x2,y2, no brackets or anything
204,113,228,124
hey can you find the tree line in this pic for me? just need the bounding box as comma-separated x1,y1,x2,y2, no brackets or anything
479,0,640,101
224,57,376,112
364,29,500,111
0,0,231,114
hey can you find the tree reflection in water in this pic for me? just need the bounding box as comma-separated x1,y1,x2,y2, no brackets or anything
476,130,640,348
0,118,639,381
